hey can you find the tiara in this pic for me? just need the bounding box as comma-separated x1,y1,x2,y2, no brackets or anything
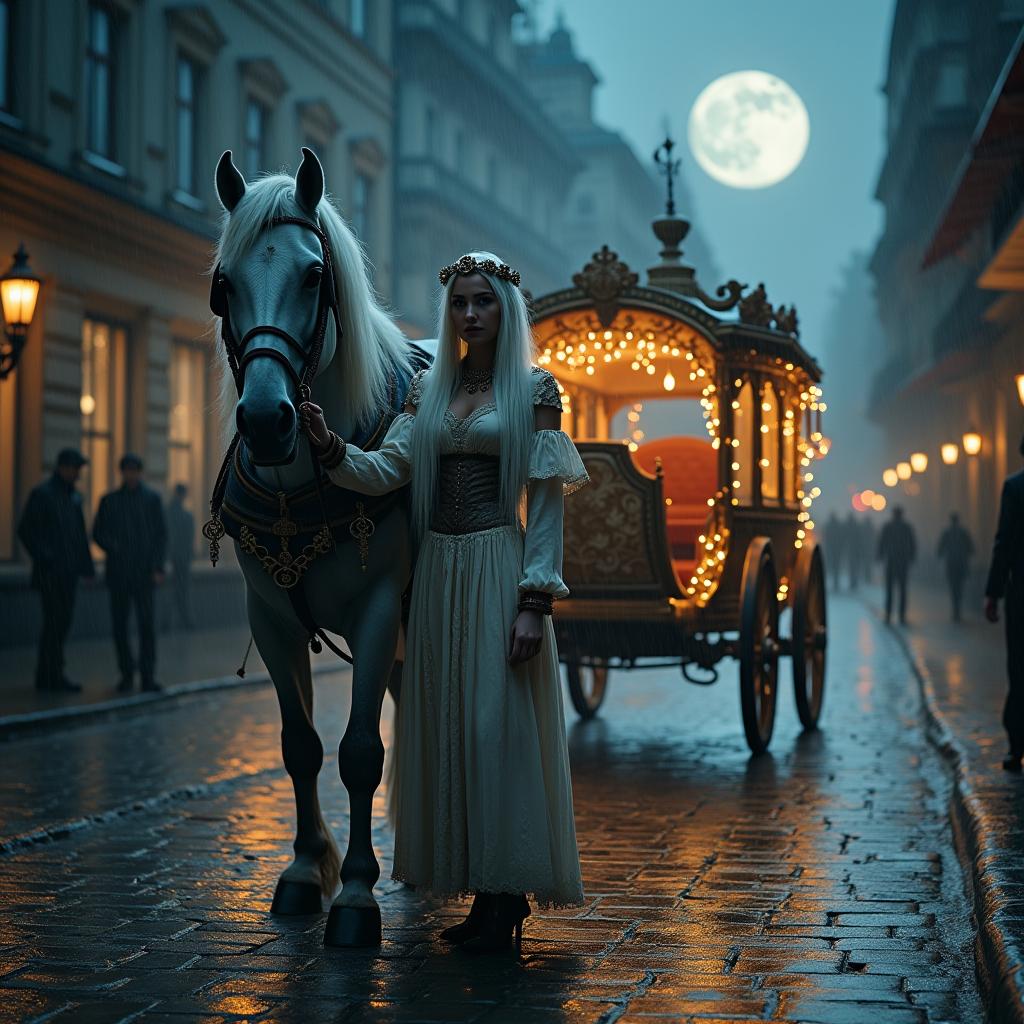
439,254,521,288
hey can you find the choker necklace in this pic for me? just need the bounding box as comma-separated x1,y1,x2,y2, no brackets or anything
461,366,493,394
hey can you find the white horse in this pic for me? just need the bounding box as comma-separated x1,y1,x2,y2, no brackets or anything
210,149,418,946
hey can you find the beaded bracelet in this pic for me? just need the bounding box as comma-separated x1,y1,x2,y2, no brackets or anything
316,431,347,470
518,590,554,616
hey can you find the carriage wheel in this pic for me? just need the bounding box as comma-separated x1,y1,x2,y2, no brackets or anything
738,537,780,755
791,539,828,730
566,662,610,720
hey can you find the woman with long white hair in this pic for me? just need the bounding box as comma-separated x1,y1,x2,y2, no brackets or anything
300,251,586,952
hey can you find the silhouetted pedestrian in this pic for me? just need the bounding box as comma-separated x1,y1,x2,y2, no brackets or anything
984,434,1024,772
845,511,868,589
823,512,847,590
937,513,974,622
166,483,195,629
860,518,877,585
93,454,167,693
16,449,95,692
877,506,916,625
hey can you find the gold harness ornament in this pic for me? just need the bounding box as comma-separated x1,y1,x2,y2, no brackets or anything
237,491,333,589
349,502,375,572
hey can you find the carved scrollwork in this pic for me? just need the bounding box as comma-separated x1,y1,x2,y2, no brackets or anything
696,278,747,312
572,246,639,328
772,304,800,337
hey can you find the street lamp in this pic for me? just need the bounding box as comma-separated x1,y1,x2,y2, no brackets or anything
896,461,912,480
941,442,959,465
0,243,42,379
882,468,899,487
962,430,982,456
910,452,928,473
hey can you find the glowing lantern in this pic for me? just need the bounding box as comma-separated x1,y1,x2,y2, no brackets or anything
962,431,982,456
663,371,676,392
896,462,912,481
882,468,899,488
941,443,959,465
910,452,928,473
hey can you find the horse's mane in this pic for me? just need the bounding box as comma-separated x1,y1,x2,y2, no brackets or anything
211,174,411,435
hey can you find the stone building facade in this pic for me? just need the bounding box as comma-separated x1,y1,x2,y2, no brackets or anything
869,0,1024,550
0,0,396,643
392,0,582,334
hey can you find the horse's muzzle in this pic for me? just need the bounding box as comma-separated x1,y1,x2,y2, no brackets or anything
237,397,300,466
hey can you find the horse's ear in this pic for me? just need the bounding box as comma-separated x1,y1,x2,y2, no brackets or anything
295,147,324,218
215,150,246,213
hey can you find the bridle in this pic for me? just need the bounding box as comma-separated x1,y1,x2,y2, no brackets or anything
209,215,341,405
204,215,342,565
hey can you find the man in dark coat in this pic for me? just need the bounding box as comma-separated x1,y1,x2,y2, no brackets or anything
877,506,917,625
984,434,1024,771
93,454,167,692
17,448,95,692
166,483,195,629
937,513,975,622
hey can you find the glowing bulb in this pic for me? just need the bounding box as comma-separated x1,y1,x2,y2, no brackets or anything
910,452,928,473
663,371,676,392
882,468,899,488
80,394,96,416
941,442,959,465
962,431,982,456
896,462,912,481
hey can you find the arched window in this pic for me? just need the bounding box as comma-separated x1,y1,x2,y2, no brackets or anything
733,380,754,504
760,383,780,503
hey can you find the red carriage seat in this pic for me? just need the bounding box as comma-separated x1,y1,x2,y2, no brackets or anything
633,437,717,576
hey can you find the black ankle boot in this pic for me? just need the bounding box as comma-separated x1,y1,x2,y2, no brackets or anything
462,893,530,955
440,893,491,943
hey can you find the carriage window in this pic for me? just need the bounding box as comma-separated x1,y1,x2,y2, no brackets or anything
783,402,797,505
760,383,780,503
733,381,754,504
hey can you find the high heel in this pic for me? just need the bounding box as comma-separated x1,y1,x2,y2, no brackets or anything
462,893,530,955
439,892,491,943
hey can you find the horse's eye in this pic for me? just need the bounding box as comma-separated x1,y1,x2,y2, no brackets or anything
304,267,323,290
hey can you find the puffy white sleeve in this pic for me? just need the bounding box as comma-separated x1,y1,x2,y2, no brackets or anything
519,429,590,599
324,412,414,495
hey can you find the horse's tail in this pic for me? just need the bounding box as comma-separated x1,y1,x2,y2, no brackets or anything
316,807,342,899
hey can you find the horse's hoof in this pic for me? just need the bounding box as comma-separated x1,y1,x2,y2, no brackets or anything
323,903,382,947
271,879,322,915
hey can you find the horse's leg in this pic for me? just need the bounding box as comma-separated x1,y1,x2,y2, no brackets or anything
247,582,341,912
324,582,401,947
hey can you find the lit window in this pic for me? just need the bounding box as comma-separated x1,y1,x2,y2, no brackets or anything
761,383,780,503
86,4,117,158
81,317,127,543
168,342,207,515
175,56,199,195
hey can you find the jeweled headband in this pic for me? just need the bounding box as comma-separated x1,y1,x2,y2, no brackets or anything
439,254,521,288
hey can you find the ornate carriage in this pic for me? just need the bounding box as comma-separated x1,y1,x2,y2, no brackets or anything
536,212,828,754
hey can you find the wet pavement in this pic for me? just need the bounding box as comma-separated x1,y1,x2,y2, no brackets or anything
861,579,1024,1021
0,595,983,1022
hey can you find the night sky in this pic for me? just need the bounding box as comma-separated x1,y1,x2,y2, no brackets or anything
539,0,897,359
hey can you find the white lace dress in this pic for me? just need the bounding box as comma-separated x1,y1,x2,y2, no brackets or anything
325,366,588,907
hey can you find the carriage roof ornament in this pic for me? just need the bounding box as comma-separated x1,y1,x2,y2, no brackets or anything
648,137,746,313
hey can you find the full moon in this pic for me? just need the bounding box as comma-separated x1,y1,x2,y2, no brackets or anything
688,71,810,189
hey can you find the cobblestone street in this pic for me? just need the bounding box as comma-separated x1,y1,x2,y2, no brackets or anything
0,596,983,1023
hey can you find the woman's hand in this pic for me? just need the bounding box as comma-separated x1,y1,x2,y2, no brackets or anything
299,401,331,449
509,609,543,667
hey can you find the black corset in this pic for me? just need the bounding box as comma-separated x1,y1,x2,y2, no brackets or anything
431,454,512,534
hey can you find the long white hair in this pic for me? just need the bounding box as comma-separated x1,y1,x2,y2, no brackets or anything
409,252,534,539
213,173,411,430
